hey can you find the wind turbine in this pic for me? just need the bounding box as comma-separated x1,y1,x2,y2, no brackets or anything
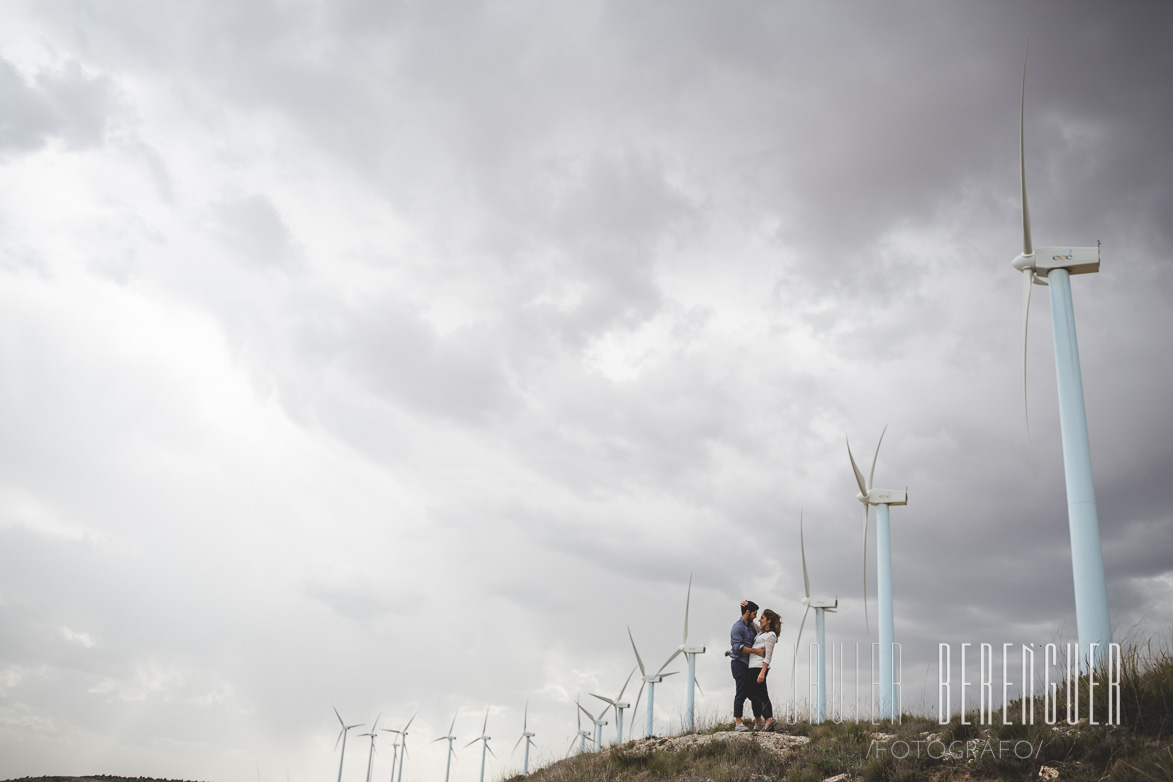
391,712,415,782
1012,45,1111,672
358,714,381,782
576,699,610,751
677,574,707,732
591,667,636,746
432,712,459,782
566,698,594,756
380,733,399,782
512,699,537,776
332,707,363,782
464,707,494,782
791,513,838,723
848,426,907,720
627,626,679,738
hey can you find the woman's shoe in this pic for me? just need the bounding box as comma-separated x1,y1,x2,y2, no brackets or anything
752,723,763,731
763,718,777,732
734,724,750,732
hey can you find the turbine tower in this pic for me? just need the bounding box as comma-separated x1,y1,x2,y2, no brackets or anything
432,712,459,782
676,573,706,732
791,513,838,724
591,667,636,746
627,626,679,738
1012,45,1111,671
576,699,610,751
464,707,495,782
848,426,907,721
332,707,363,782
511,699,537,776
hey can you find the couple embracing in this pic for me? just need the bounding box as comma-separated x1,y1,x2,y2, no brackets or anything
729,599,782,732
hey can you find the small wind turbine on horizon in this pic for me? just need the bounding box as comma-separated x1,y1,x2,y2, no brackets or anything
358,714,381,782
591,667,636,746
791,512,838,724
848,426,907,721
512,699,537,776
332,708,363,782
566,698,595,756
1012,44,1112,671
464,707,495,782
432,712,459,782
576,699,610,751
627,626,680,739
390,712,415,782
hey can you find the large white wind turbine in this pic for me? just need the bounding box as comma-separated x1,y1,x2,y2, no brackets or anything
464,707,495,782
1012,46,1111,671
848,426,907,721
591,667,636,746
576,699,610,751
511,699,537,776
791,513,838,724
332,707,364,782
627,626,680,738
432,712,459,782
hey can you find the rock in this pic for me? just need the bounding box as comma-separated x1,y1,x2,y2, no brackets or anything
1039,765,1059,780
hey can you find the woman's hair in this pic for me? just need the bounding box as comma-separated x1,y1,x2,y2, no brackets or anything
760,608,782,634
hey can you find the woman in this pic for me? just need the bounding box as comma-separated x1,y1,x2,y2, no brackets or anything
747,608,781,731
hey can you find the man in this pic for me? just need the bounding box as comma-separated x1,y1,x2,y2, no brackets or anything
729,599,763,730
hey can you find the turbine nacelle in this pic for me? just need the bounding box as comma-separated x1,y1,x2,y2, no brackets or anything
1012,245,1099,276
679,643,706,654
802,596,838,610
857,488,907,506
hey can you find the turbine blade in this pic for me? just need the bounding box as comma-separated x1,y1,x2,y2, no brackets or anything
403,712,416,732
617,665,637,700
486,744,496,759
868,425,887,491
523,698,528,732
576,699,582,731
449,711,457,735
334,730,344,753
590,693,614,706
683,572,693,644
1020,42,1033,257
800,511,811,599
513,735,523,754
862,503,871,635
464,738,479,749
566,737,577,757
1022,267,1034,456
334,706,344,728
792,604,811,698
482,707,489,735
694,676,705,697
627,626,647,676
577,702,595,722
657,648,682,674
847,436,868,497
630,681,645,737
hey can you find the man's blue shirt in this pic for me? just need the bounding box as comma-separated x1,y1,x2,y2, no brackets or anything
730,617,756,663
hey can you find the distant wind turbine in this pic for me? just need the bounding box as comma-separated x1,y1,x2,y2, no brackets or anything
511,699,537,776
392,712,415,782
566,699,594,756
1011,44,1111,671
432,712,459,782
332,707,363,782
358,714,381,782
848,426,907,720
464,707,495,782
576,699,610,751
791,513,838,724
591,666,636,746
627,626,679,738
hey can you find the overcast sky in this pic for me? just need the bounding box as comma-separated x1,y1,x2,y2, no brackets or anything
2,1,1172,780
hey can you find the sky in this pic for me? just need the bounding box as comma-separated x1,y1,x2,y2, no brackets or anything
2,0,1172,780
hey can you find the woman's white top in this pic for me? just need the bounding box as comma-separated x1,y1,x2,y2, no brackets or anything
747,630,777,669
